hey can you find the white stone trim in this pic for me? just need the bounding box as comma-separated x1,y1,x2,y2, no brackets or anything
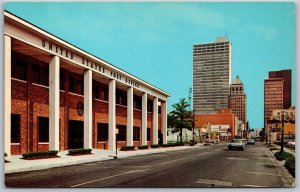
84,69,92,149
108,79,116,150
141,93,147,145
127,87,133,146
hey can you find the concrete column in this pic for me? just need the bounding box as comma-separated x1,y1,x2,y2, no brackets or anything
141,93,147,145
49,55,60,151
127,87,133,146
108,79,116,150
4,35,11,157
84,69,92,149
152,97,158,145
161,101,167,144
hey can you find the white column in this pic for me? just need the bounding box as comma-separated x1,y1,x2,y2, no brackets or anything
84,69,92,149
49,55,60,151
141,92,147,145
4,35,11,157
161,101,167,144
127,87,133,146
152,97,158,145
108,79,116,150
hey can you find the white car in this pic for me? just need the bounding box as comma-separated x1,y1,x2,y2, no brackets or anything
228,139,245,150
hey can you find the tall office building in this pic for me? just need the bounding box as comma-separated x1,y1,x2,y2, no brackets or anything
193,37,232,114
269,70,291,109
264,78,284,127
228,75,247,125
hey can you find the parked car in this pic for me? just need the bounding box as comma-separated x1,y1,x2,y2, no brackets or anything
228,139,245,150
286,141,295,149
247,139,255,145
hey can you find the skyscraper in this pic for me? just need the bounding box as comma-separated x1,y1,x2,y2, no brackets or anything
229,75,247,125
268,70,291,109
193,37,232,114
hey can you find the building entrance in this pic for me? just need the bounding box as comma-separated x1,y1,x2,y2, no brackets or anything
68,120,84,149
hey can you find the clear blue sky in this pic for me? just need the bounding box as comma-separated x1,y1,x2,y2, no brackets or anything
4,2,295,129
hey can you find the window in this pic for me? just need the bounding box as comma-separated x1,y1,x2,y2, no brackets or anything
38,116,49,142
97,123,108,141
117,125,126,141
11,114,20,143
133,126,140,141
158,106,161,114
69,76,83,95
147,100,153,112
60,70,65,90
12,57,27,81
116,89,127,106
147,128,150,141
32,64,49,86
95,83,108,101
133,95,142,110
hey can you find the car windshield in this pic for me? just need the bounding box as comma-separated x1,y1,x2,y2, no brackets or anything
248,139,254,142
231,139,242,143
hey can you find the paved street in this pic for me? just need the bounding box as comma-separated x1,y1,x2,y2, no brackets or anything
5,142,294,188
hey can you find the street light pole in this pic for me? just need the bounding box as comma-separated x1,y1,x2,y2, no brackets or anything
280,111,285,153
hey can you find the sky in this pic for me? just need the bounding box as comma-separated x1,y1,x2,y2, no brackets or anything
4,2,295,129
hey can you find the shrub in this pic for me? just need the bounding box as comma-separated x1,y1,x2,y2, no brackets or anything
274,151,293,161
22,150,58,159
4,153,7,157
269,147,279,151
120,146,135,151
285,156,295,176
68,148,92,155
138,145,149,149
161,142,184,147
150,144,159,148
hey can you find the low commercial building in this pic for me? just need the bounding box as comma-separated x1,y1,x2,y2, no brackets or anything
4,11,169,156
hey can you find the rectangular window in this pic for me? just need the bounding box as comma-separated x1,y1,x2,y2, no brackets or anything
38,116,49,142
32,64,49,86
147,128,150,141
95,83,108,101
147,100,153,112
60,70,65,90
117,125,126,141
69,76,83,95
116,89,127,106
133,126,140,141
158,106,161,114
11,114,20,143
12,56,27,81
97,123,108,141
133,95,142,110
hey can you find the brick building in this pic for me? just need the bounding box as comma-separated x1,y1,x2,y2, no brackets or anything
228,75,247,125
4,11,169,156
194,109,238,141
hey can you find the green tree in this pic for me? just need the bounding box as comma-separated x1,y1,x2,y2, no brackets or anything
168,98,193,143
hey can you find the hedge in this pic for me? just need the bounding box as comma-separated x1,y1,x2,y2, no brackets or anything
161,142,185,147
285,156,295,177
4,153,7,157
274,151,293,161
22,150,58,159
68,148,92,155
150,144,160,148
138,145,149,149
120,146,135,151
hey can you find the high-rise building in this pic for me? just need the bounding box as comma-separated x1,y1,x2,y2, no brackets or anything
264,78,284,127
269,70,291,109
193,37,232,114
228,75,247,125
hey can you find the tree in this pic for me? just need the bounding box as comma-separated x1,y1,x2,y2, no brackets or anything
168,98,193,143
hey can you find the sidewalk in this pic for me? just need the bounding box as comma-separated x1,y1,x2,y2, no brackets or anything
5,144,204,174
267,144,295,156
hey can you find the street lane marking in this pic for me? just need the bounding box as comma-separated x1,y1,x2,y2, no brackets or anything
226,157,249,161
70,170,140,187
161,157,189,165
241,184,268,187
255,162,276,165
244,171,283,177
214,149,222,152
195,179,232,186
195,152,210,156
252,157,269,160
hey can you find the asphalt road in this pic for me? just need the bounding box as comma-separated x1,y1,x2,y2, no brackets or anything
5,142,294,188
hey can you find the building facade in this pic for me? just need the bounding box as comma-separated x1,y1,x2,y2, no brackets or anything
193,37,232,114
269,70,291,109
228,75,246,125
194,109,237,140
264,78,283,127
4,11,169,156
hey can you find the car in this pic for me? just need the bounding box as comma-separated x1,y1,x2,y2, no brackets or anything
227,139,245,150
247,139,255,145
